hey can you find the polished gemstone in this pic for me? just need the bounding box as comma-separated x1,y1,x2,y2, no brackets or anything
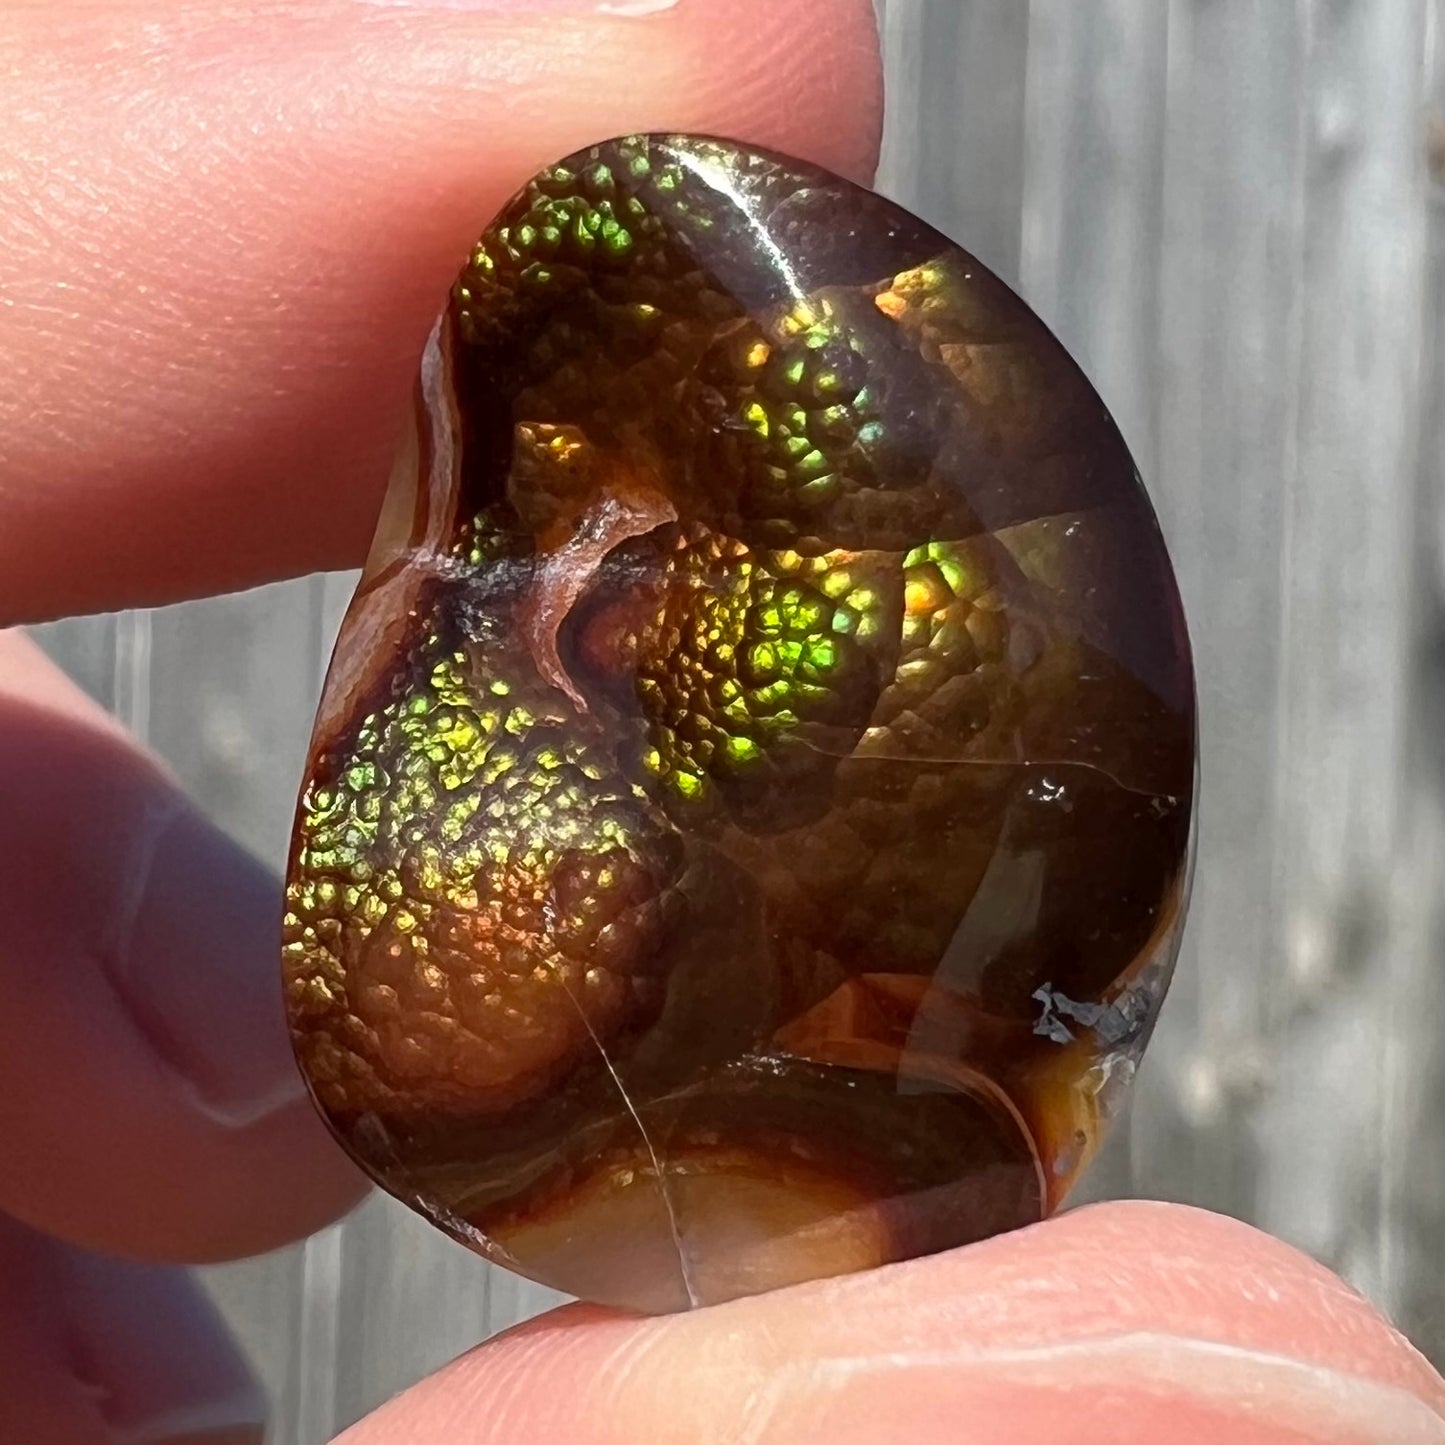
283,135,1196,1311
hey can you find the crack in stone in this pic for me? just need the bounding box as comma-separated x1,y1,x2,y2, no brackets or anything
556,971,700,1309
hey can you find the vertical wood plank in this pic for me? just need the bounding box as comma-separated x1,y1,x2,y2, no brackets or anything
1124,0,1311,1220
1252,0,1431,1309
112,611,153,745
877,0,1030,282
1381,0,1445,1355
1020,0,1170,483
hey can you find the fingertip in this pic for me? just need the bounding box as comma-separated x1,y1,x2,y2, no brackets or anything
338,1203,1445,1445
0,632,366,1262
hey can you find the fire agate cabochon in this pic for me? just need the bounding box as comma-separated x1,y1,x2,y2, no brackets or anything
284,134,1195,1312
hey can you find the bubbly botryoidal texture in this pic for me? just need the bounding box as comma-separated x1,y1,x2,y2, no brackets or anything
284,135,1196,1311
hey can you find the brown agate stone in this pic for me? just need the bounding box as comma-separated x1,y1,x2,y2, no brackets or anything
283,135,1195,1311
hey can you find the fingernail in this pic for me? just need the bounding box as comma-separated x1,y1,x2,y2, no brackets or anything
58,1242,266,1445
103,794,307,1129
353,0,680,13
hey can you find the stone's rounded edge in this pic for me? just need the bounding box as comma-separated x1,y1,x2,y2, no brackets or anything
308,319,466,760
283,131,1199,1314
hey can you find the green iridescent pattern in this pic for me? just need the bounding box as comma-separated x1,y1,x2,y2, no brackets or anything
454,142,689,347
702,298,879,532
628,529,885,811
450,509,521,569
284,636,678,1118
897,539,1011,692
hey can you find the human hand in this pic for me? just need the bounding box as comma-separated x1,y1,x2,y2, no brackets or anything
3,3,1442,1442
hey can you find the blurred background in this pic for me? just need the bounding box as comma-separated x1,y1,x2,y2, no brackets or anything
31,0,1445,1438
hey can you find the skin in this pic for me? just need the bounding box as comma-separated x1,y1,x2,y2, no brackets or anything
0,2,1440,1442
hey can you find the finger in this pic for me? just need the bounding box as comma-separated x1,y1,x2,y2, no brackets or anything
338,1202,1445,1445
0,630,365,1261
0,1212,264,1445
0,0,882,622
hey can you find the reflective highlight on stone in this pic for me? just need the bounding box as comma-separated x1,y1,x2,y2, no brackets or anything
284,135,1196,1311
